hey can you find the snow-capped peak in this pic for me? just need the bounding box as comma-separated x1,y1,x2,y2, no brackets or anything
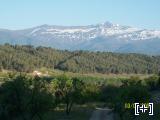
100,21,114,28
29,21,160,41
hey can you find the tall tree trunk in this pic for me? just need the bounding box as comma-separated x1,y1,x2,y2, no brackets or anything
66,99,70,115
68,101,73,114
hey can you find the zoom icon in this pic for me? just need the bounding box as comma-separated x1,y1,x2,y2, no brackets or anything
135,103,153,116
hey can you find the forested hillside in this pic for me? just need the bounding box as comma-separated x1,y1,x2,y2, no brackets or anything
0,44,160,74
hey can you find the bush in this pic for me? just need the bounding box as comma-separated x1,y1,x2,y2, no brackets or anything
0,74,55,120
145,75,159,90
113,80,150,120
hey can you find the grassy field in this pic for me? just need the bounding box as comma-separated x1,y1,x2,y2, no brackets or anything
38,68,151,78
0,68,152,78
0,68,153,87
0,68,154,89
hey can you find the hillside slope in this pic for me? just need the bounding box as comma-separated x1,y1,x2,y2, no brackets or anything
0,44,160,74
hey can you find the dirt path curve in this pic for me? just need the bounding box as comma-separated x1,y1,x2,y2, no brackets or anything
90,107,114,120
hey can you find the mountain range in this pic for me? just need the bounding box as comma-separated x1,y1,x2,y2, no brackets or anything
0,21,160,55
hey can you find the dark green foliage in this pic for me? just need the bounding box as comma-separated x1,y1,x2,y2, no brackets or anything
0,74,55,120
116,84,150,120
1,73,160,119
114,85,150,120
0,44,160,74
95,77,152,120
52,75,84,115
145,75,159,90
100,85,120,103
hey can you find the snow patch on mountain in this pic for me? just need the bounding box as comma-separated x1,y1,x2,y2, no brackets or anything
29,22,160,42
45,28,96,33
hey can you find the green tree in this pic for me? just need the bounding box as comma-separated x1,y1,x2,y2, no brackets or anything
51,75,84,115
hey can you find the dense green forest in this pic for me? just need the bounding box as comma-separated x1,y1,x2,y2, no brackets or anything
0,44,160,74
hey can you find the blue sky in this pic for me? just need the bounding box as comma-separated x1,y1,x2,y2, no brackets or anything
0,0,160,30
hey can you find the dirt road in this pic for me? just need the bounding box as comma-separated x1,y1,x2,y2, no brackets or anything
90,107,114,120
